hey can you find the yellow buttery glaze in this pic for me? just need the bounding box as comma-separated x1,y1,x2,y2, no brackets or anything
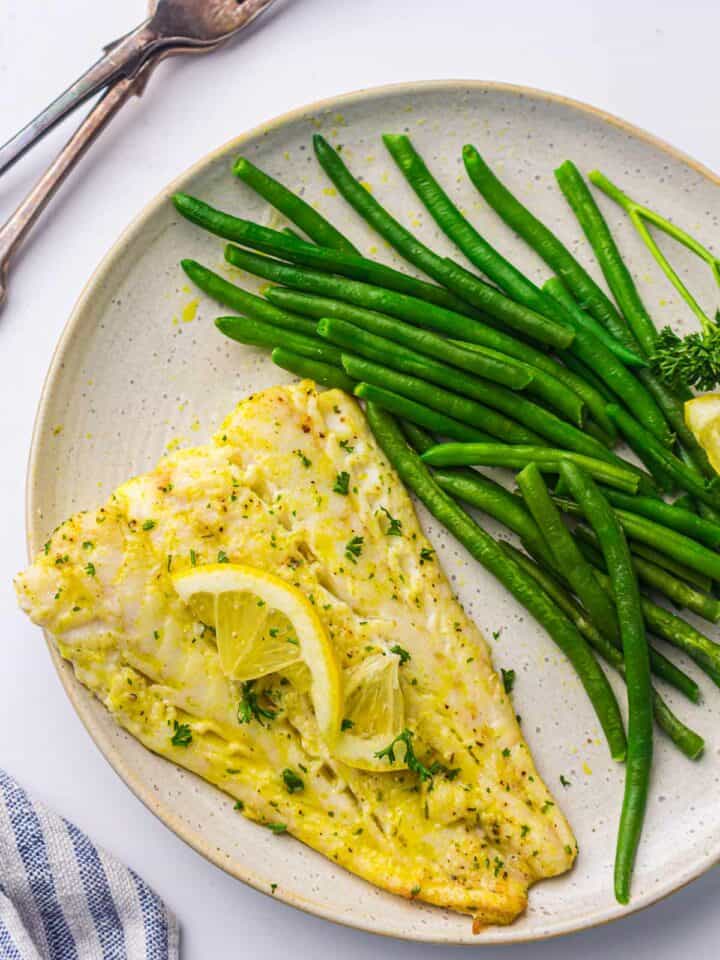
15,382,575,926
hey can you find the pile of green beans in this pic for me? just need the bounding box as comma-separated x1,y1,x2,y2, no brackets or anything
173,137,720,908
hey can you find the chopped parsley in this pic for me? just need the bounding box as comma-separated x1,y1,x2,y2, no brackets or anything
84,562,96,577
333,471,350,495
190,549,197,566
390,644,411,664
410,885,421,897
270,882,278,894
560,774,571,788
170,720,192,747
142,519,156,531
520,824,530,838
339,439,354,453
237,680,277,726
541,800,555,814
294,450,311,468
419,547,434,565
341,718,354,731
82,541,93,550
217,550,230,563
501,668,516,694
266,822,287,834
281,768,304,794
344,535,364,564
234,800,245,811
380,507,402,536
502,747,511,758
44,541,51,555
375,728,434,782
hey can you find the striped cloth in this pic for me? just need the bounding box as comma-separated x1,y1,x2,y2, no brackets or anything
0,770,179,959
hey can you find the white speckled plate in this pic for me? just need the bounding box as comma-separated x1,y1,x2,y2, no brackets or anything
26,81,720,943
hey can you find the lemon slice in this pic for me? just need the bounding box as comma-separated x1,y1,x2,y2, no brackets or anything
685,394,720,474
172,563,342,745
333,651,407,771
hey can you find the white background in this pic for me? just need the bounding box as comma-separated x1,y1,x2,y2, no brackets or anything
1,1,718,957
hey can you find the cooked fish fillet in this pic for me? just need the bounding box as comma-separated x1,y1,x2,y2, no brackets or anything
16,381,575,925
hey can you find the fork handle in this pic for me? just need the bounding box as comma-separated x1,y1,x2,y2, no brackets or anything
0,64,155,308
0,19,157,177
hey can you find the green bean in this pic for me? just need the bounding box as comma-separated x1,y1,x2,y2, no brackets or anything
558,462,652,905
175,192,474,315
433,468,554,567
444,341,584,425
282,226,307,242
383,133,643,366
560,353,615,404
673,493,696,513
554,161,658,356
270,348,356,392
501,545,703,760
342,355,539,443
552,503,715,593
607,404,720,509
517,464,622,642
601,490,720,549
400,421,436,454
365,403,627,761
625,552,720,622
627,542,713,593
510,540,699,703
354,384,493,443
461,148,707,460
543,279,672,446
232,155,359,254
313,135,574,349
322,318,614,457
588,561,720,689
463,147,631,338
421,442,642,493
266,292,531,390
265,285,600,429
180,259,319,337
215,315,341,365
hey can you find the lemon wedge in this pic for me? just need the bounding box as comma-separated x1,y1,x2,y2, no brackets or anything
333,651,407,771
685,394,720,474
172,563,342,746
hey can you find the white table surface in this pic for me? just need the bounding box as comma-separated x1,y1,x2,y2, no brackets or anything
1,1,719,956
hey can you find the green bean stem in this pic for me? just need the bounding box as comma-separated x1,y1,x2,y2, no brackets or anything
365,403,627,761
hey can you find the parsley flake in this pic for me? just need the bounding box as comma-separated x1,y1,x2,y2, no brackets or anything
237,680,277,726
560,774,571,788
419,547,434,564
281,768,304,794
170,720,192,747
380,507,402,536
84,562,96,577
294,450,311,468
375,729,435,782
344,535,364,564
341,718,354,731
333,471,350,495
339,439,354,453
501,668,516,694
266,822,287,834
390,644,411,664
217,550,229,563
142,519,156,531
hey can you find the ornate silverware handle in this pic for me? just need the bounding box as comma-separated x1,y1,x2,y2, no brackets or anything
0,64,154,308
0,21,158,178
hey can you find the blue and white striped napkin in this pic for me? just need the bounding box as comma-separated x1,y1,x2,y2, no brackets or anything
0,770,179,959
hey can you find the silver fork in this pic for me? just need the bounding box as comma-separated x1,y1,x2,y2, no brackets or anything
0,0,278,308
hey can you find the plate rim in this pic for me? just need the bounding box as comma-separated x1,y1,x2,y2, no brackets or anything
25,78,720,945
